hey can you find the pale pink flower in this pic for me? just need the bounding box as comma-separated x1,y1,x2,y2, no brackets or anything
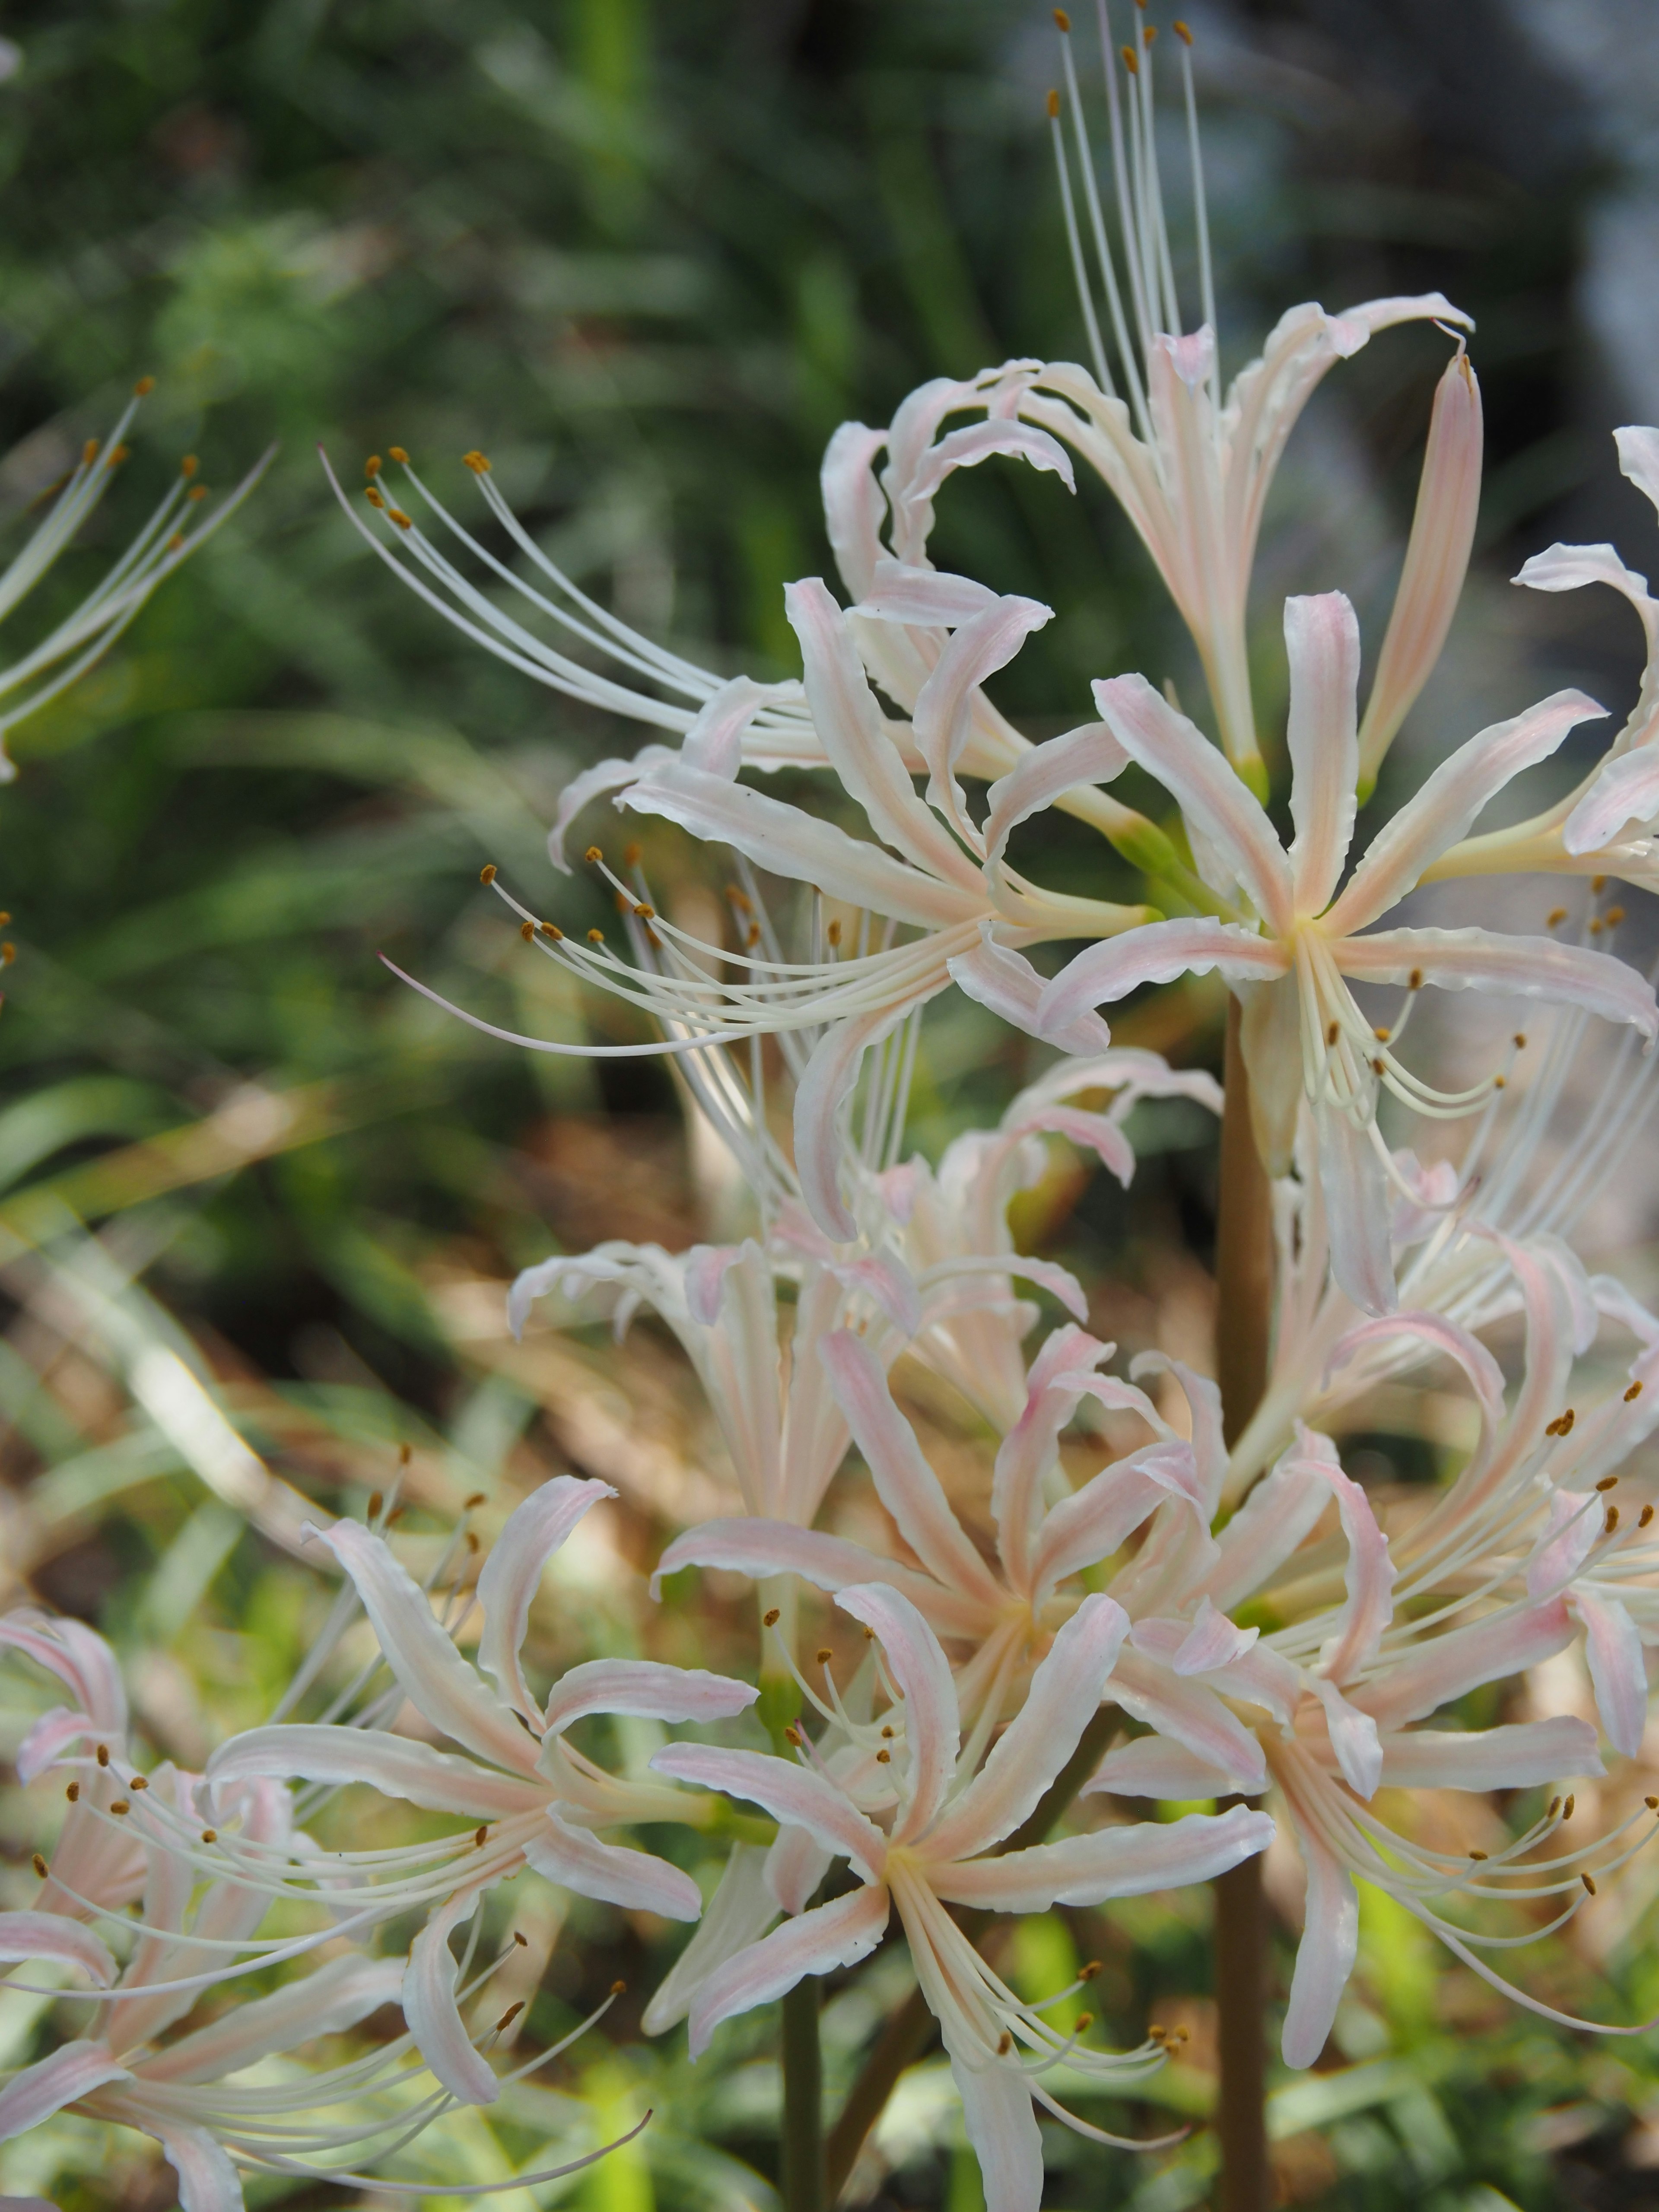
652,1584,1272,2212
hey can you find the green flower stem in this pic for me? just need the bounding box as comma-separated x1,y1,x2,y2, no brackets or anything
782,1977,826,2212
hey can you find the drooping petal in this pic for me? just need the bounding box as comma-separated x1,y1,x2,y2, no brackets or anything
946,2040,1044,2212
206,1726,543,1820
0,2041,130,2144
650,1519,987,1636
1085,1735,1241,1799
1334,926,1659,1039
1027,1443,1200,1600
988,1325,1116,1589
766,1824,833,1916
1090,674,1294,929
150,2125,242,2212
687,1883,889,2059
835,1584,961,1844
404,1885,500,2106
1308,1677,1383,1799
1352,1598,1572,1732
983,721,1129,869
796,988,952,1241
819,1331,1005,1610
1329,690,1607,932
1172,1598,1259,1676
650,1745,888,1879
821,423,890,602
642,1842,780,2035
1576,1592,1649,1759
922,1596,1129,1864
1326,1313,1506,1459
1281,1817,1357,2069
548,746,675,871
0,1613,127,1734
854,558,1001,627
525,1808,704,1920
1377,1716,1604,1790
476,1476,616,1724
682,675,797,777
1565,743,1659,855
143,1955,404,2085
1201,1449,1332,1614
1106,1646,1267,1791
15,1707,97,1785
1292,1426,1396,1682
913,595,1052,836
308,1522,534,1773
1038,919,1286,1042
0,1911,118,1987
947,928,1113,1056
1284,592,1361,915
934,1804,1274,1911
539,1659,757,1740
1316,1103,1398,1317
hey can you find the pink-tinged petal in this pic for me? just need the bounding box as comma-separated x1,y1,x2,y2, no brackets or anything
1577,1593,1648,1759
990,1325,1117,1589
1284,592,1361,915
684,1243,746,1326
652,1520,989,1637
923,1597,1129,1864
821,422,890,602
1527,1490,1600,1600
1330,689,1606,932
310,1521,533,1773
149,2125,241,2212
0,2042,130,2143
904,418,1075,514
16,1707,96,1785
405,1886,500,2105
1352,1599,1573,1733
1518,539,1655,606
548,747,674,871
983,721,1129,870
1029,1442,1201,1602
1090,673,1293,929
525,1808,704,1920
688,1884,889,2059
1335,926,1659,1039
785,577,983,889
142,1955,404,2085
913,595,1052,833
834,1584,961,1843
936,1803,1274,1912
651,1745,888,1879
0,1912,117,1987
1206,1643,1303,1727
1085,1736,1240,1799
1357,346,1483,782
1291,1426,1396,1682
796,991,951,1241
1039,918,1286,1041
642,1842,779,2036
1617,424,1659,519
824,1251,922,1338
1309,1678,1383,1799
1201,1450,1331,1614
820,1332,1004,1610
1107,1646,1267,1791
1328,1313,1505,1455
1316,1103,1397,1318
681,675,794,778
477,1475,616,1724
1017,1105,1135,1187
0,1613,127,1734
948,928,1115,1053
766,1825,833,1916
945,2042,1043,2212
1237,971,1303,1175
1281,1818,1357,2069
855,558,1000,627
1565,744,1659,853
1132,1354,1227,1513
1378,1716,1604,1791
1173,1599,1259,1676
540,1660,757,1741
205,1724,542,1818
625,760,978,928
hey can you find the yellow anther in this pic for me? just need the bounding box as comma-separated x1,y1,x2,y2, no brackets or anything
367,484,389,508
876,1748,891,1763
389,446,409,464
1642,1505,1655,1529
1325,1019,1340,1045
623,841,642,867
880,1724,896,1738
1606,1507,1620,1533
1080,1960,1102,1980
111,1800,130,1816
106,444,130,467
1546,906,1567,928
541,922,564,942
763,1608,781,1627
1121,44,1138,72
464,1491,486,1508
1469,1849,1488,1861
1143,22,1157,43
96,1745,109,1768
1514,1033,1527,1049
388,507,412,529
585,845,604,864
463,450,491,474
1047,87,1060,118
587,927,605,945
633,902,654,919
1547,1796,1561,1819
1606,905,1626,927
1373,1026,1390,1042
181,454,198,478
997,2031,1014,2054
497,2001,524,2030
201,1828,217,1843
32,1853,47,1878
1075,2012,1093,2033
1053,7,1070,27
816,1647,833,1665
82,439,100,466
1581,1871,1597,1895
1,944,14,966
1408,967,1423,989
1648,1796,1659,1810
1627,1381,1645,1401
367,1489,383,1519
514,1931,529,1946
130,1775,148,1791
480,863,497,884
1563,1794,1576,1820
1592,874,1608,893
133,375,156,396
826,918,842,946
475,1825,489,1847
1493,1074,1505,1089
1173,18,1193,41
610,1978,626,1995
1597,1476,1619,1492
365,455,382,477
66,1783,79,1803
521,919,535,940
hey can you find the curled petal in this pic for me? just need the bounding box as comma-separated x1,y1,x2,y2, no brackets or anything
405,1886,500,2106
1039,919,1286,1040
983,721,1128,869
477,1475,616,1723
948,928,1112,1056
0,1911,118,1987
525,1808,704,1920
651,1745,888,1880
933,1803,1273,1912
1281,1817,1357,2070
1577,1592,1649,1760
540,1659,757,1741
835,1584,960,1843
1334,927,1659,1040
688,1884,889,2060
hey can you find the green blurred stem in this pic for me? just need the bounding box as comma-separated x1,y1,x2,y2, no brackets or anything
782,1977,826,2212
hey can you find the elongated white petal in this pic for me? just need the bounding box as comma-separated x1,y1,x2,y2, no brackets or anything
766,1823,833,1916
651,1519,989,1637
1577,1592,1648,1759
1106,1646,1267,1791
0,1613,127,1734
1201,1450,1330,1614
796,989,951,1241
687,1884,889,2059
934,1803,1273,1911
310,1522,534,1773
16,1706,96,1785
405,1885,500,2106
642,1842,779,2035
1085,1735,1240,1799
549,747,674,871
1328,1312,1506,1446
0,1911,117,1987
143,1955,404,2085
989,1323,1116,1586
650,1745,888,1879
946,2040,1044,2212
835,1584,961,1843
1565,743,1659,854
948,928,1112,1055
526,1808,704,1920
914,595,1051,829
682,674,797,776
983,721,1128,868
1377,1716,1604,1790
1029,1443,1201,1599
1293,1426,1395,1681
1316,1103,1397,1318
1173,1598,1259,1676
855,558,1000,627
1309,1677,1383,1799
1353,1598,1572,1732
1281,1819,1357,2069
540,1659,756,1740
822,422,890,601
1330,689,1606,934
1039,918,1285,1040
923,1596,1128,1863
477,1476,616,1722
1335,927,1659,1038
1284,592,1361,915
206,1723,542,1818
1091,674,1293,928
0,2042,130,2143
151,2125,241,2212
820,1331,1005,1609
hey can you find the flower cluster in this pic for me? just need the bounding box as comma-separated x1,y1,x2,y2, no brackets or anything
11,9,1659,2212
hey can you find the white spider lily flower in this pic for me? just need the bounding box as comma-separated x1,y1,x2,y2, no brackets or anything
203,1480,756,2104
651,1584,1272,2212
0,385,269,777
1033,9,1473,790
0,1611,146,1917
1036,590,1658,1313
